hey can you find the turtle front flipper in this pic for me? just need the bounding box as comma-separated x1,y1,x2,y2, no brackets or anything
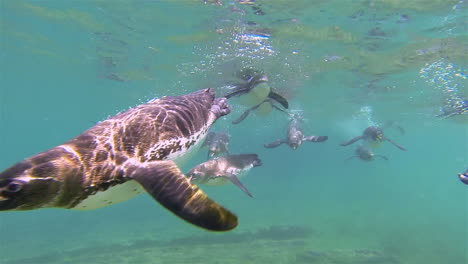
340,136,363,146
131,160,238,231
264,139,286,148
268,91,289,109
384,137,407,151
304,135,328,142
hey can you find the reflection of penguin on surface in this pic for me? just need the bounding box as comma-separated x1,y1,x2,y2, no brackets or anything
224,67,289,124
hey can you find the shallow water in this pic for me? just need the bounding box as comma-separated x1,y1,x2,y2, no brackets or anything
0,1,467,263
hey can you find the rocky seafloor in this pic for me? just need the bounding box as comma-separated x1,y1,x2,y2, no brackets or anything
6,225,401,264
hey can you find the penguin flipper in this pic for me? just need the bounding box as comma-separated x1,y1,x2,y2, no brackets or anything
271,103,290,115
226,174,253,198
268,91,289,109
264,139,286,148
384,137,407,151
340,136,363,146
376,155,389,160
222,145,230,155
304,135,328,142
224,84,249,99
232,101,265,124
131,160,237,231
232,109,252,124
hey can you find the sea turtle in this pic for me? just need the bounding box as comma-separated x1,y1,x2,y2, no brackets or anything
264,114,328,150
458,169,468,185
201,131,231,159
340,126,407,151
346,145,388,162
0,88,237,231
224,67,289,124
187,154,262,197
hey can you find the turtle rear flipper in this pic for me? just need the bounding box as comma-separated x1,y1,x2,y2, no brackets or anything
384,137,407,151
340,136,364,146
268,91,289,109
131,160,238,231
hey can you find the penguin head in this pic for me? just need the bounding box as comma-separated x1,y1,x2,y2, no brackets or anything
364,126,384,142
356,146,374,161
289,134,303,150
458,171,468,185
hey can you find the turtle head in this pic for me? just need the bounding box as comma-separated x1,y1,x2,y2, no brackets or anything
0,147,82,211
0,160,62,211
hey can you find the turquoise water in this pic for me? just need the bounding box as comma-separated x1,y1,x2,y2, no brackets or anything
0,0,467,263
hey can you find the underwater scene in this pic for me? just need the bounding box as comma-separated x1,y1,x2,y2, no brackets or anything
0,0,467,263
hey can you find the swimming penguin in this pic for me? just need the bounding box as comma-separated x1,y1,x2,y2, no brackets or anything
0,89,238,231
264,114,328,150
187,154,262,198
201,131,231,159
346,145,388,162
458,169,468,185
436,98,468,119
340,126,407,151
224,67,289,124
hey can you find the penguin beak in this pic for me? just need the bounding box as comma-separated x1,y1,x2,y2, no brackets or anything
258,74,269,82
458,173,468,185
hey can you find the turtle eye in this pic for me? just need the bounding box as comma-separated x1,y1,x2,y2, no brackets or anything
7,182,22,192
